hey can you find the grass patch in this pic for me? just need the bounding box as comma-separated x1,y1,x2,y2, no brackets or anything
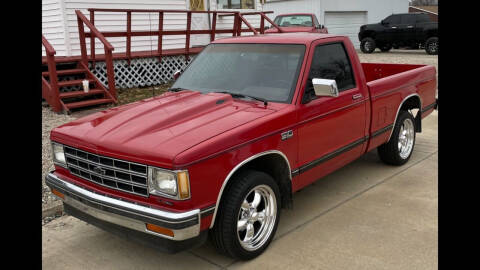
116,83,173,105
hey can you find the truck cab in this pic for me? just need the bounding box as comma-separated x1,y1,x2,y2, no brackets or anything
265,13,328,34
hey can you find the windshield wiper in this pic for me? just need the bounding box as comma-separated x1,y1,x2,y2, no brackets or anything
168,87,185,92
214,91,268,106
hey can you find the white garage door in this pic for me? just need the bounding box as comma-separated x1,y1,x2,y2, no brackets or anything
325,11,367,49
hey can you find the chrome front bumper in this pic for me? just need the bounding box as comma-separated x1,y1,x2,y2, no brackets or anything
45,172,201,241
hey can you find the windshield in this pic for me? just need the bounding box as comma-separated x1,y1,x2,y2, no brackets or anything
274,15,313,27
172,43,305,103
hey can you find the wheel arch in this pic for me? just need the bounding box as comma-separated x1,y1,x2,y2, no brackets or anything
387,94,423,142
209,150,292,229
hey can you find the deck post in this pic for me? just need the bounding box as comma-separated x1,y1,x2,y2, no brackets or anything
46,52,61,112
89,10,96,67
126,11,132,65
77,17,88,66
104,48,116,99
260,13,265,34
210,12,217,42
158,12,163,63
185,11,191,61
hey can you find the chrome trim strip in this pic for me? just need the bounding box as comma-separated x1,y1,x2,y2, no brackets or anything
63,194,200,241
209,150,292,229
46,173,201,236
387,93,422,142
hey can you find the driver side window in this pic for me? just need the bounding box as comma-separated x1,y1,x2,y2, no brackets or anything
303,42,356,103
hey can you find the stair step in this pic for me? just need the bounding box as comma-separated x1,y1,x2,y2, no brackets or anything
42,68,86,77
59,89,105,99
58,79,95,88
64,98,113,109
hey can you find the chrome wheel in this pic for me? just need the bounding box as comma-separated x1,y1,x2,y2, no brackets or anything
237,185,277,251
428,41,438,53
398,118,415,159
364,41,373,51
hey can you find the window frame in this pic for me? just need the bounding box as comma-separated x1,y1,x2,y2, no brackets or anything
302,41,358,103
216,0,256,10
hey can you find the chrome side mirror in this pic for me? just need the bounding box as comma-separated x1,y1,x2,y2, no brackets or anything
173,70,182,80
312,78,339,97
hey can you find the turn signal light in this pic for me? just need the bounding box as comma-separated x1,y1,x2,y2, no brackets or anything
51,189,65,200
177,171,190,199
146,223,174,237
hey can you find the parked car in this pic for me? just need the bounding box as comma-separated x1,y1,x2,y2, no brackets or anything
46,33,437,260
358,12,438,55
265,13,328,33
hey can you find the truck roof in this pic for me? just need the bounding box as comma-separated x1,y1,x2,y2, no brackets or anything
212,33,341,45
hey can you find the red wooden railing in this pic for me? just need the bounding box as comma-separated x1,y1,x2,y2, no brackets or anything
83,9,283,63
42,35,62,112
76,10,117,99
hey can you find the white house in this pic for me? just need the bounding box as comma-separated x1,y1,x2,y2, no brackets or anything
42,0,409,57
42,0,266,57
263,0,409,48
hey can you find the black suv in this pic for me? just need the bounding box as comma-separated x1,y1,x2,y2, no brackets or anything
358,13,438,55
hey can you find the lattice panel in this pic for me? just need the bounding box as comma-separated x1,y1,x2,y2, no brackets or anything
89,55,194,89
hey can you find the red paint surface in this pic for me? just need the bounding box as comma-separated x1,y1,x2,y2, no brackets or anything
51,33,437,231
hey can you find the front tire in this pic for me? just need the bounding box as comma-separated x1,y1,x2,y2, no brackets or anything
210,170,281,260
360,37,376,53
425,37,438,55
378,111,416,165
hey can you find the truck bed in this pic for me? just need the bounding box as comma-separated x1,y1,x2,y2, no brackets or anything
362,62,437,152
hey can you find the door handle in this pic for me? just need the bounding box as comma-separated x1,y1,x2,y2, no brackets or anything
391,26,397,29
407,25,414,28
352,94,363,100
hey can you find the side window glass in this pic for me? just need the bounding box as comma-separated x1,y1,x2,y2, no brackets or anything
313,16,320,27
385,15,401,25
304,43,356,102
400,14,415,24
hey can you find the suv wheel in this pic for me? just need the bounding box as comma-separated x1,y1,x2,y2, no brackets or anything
378,111,416,165
360,37,376,53
210,170,281,260
425,37,438,55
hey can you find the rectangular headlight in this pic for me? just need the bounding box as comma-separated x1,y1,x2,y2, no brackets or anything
51,142,67,167
147,167,190,200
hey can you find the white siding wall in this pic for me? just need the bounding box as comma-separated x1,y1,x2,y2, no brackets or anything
63,0,190,56
42,0,267,57
264,0,409,25
42,0,68,56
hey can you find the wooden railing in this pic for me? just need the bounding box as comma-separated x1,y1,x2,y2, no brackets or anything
84,9,282,63
76,10,117,99
42,35,62,112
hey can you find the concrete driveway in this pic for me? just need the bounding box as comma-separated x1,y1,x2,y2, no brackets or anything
42,108,437,270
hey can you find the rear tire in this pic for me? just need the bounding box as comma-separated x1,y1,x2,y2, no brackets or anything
210,170,281,260
360,37,376,53
425,37,438,55
378,111,416,166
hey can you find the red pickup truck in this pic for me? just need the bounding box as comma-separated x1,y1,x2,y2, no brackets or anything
265,13,328,33
46,33,437,260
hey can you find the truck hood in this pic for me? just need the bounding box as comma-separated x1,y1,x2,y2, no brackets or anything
50,90,283,168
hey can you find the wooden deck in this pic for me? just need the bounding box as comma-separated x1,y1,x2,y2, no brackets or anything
42,47,205,64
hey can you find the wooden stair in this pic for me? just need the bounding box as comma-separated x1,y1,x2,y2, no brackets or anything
41,64,117,114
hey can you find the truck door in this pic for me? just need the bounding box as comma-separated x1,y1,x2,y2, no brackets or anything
295,39,368,189
398,14,416,45
376,14,400,44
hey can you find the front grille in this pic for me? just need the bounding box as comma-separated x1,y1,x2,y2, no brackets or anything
64,146,149,197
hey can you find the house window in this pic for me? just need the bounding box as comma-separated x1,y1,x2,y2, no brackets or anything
217,0,255,9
